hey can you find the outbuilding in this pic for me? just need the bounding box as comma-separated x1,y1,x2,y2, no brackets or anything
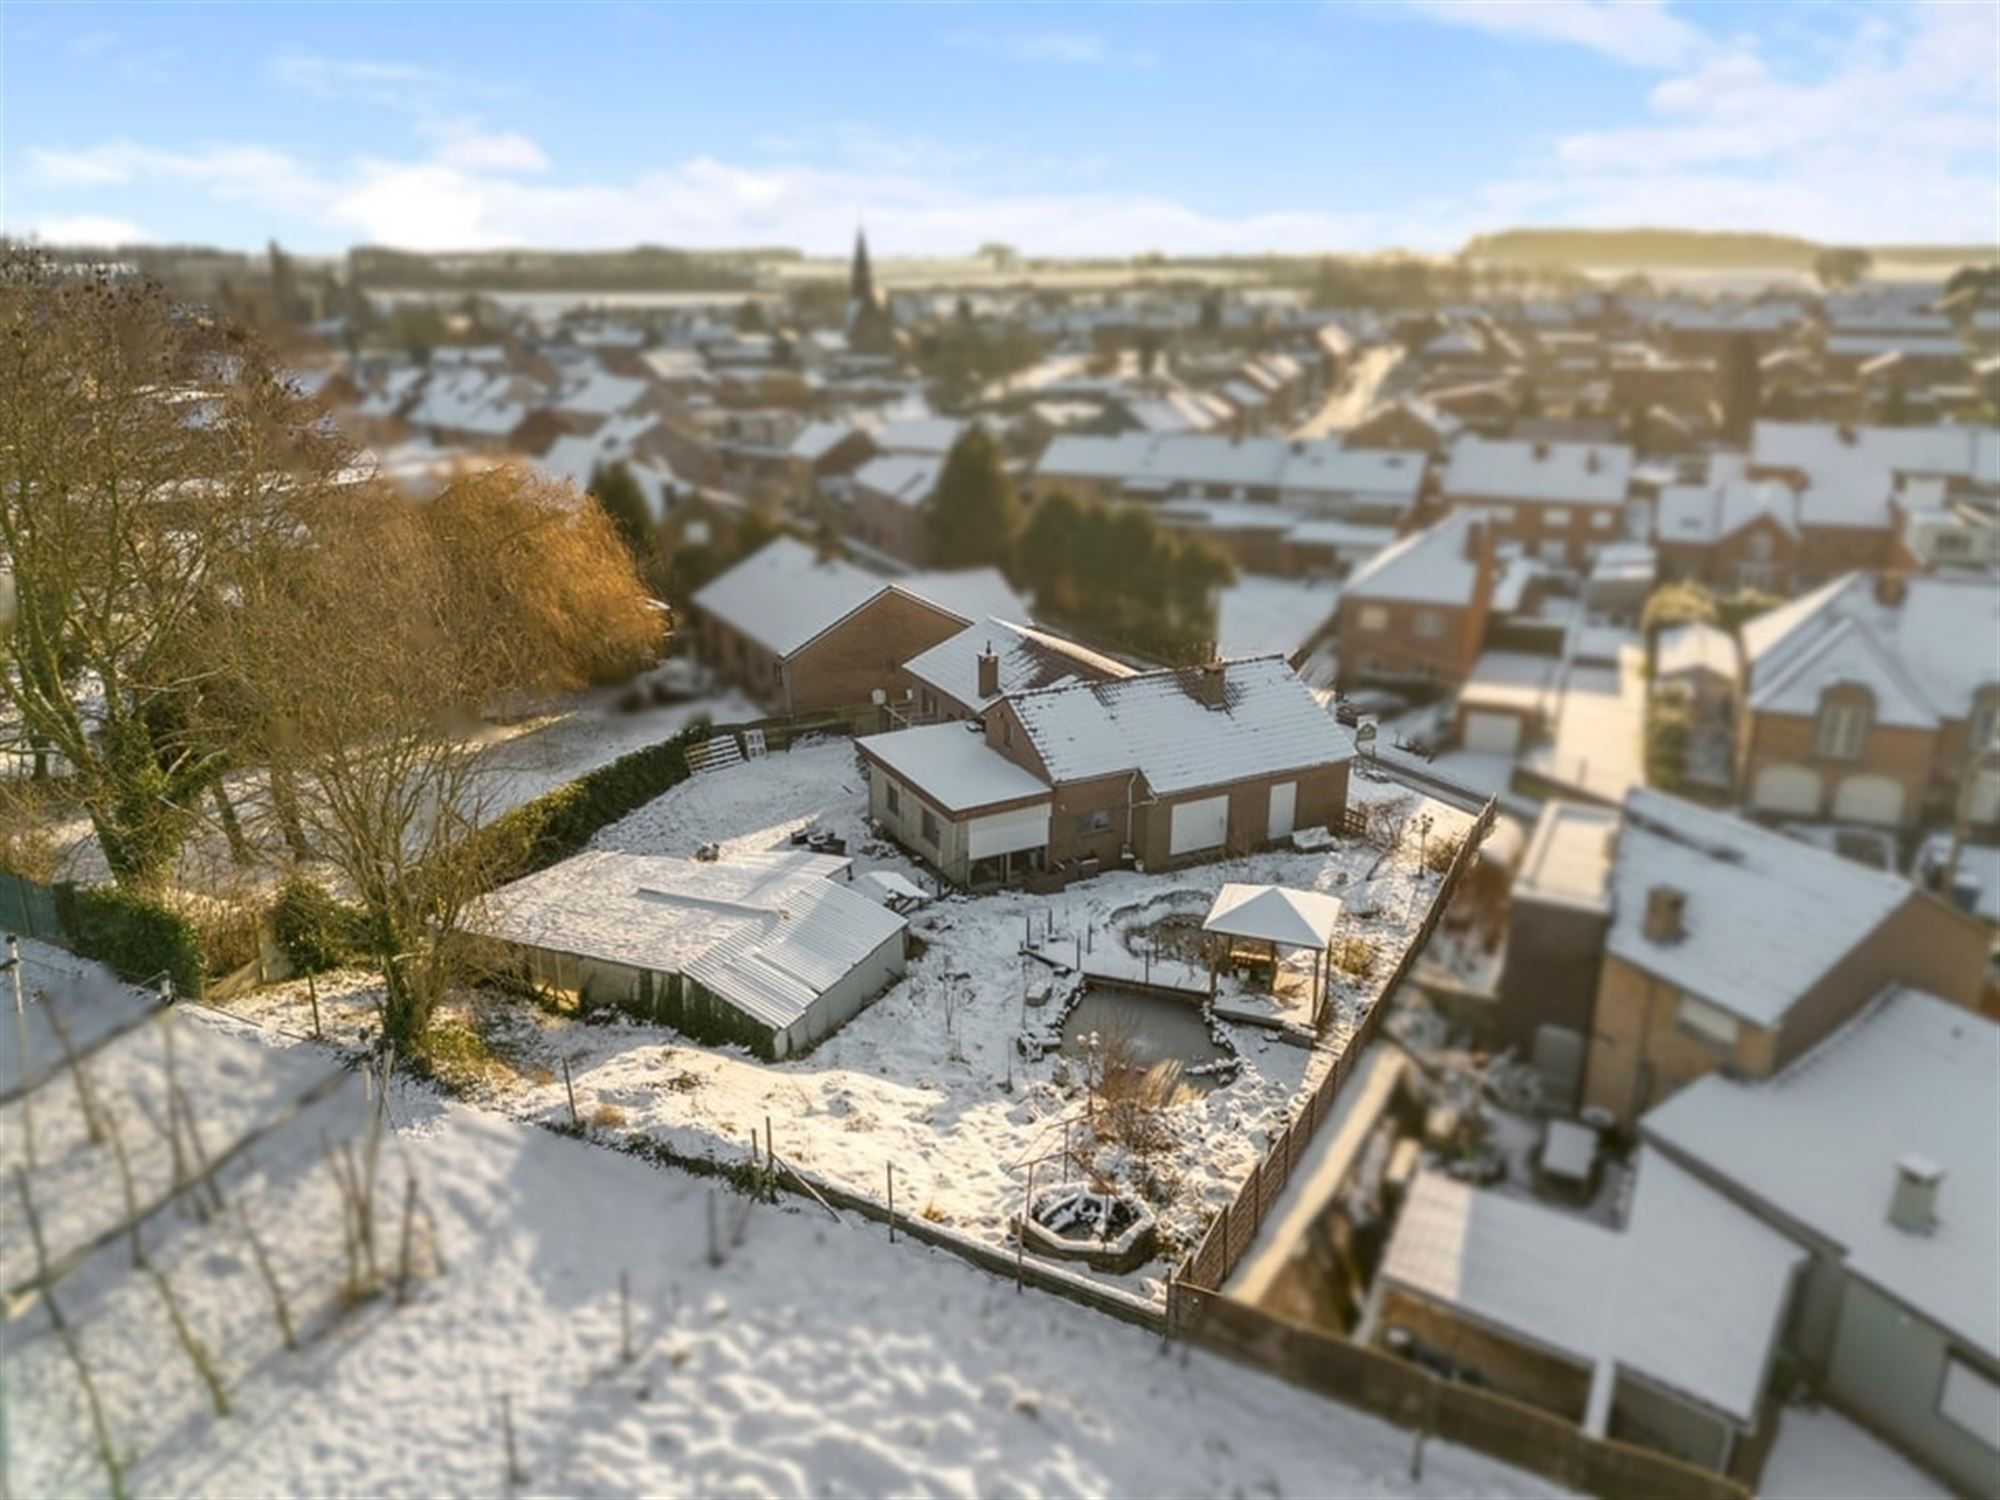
475,848,907,1060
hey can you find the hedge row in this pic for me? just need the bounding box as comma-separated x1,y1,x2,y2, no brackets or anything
57,884,207,999
471,718,705,888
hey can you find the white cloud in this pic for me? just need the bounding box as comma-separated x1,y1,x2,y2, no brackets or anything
946,28,1158,69
21,215,147,246
427,126,549,175
1403,0,1705,70
268,51,454,112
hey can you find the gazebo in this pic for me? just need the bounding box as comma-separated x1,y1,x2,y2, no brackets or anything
1202,883,1343,1023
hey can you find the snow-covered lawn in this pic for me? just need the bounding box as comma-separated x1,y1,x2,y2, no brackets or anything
1759,1405,1947,1500
220,742,1469,1303
5,950,1558,1499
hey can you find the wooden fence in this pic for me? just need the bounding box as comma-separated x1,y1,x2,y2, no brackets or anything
1172,1288,1749,1500
1175,796,1498,1294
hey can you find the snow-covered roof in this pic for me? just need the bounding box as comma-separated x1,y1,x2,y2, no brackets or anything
789,420,864,462
873,416,967,455
1282,518,1398,556
1007,655,1353,796
1645,988,1998,1361
477,846,897,1019
1654,481,1798,545
1215,576,1342,660
1382,1149,1801,1425
1747,617,1936,729
857,722,1054,814
1343,511,1486,607
1441,436,1633,508
895,568,1028,626
1797,471,1894,532
854,452,944,509
1740,573,2000,726
1036,433,1423,509
1349,395,1462,440
691,537,914,658
902,617,1132,714
1458,651,1559,714
1203,884,1341,950
406,367,546,436
1752,421,1993,484
1515,801,1618,914
554,368,650,418
1608,788,1916,1028
1654,623,1738,683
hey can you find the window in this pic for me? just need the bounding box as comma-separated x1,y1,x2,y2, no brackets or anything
1486,505,1516,525
920,808,940,847
1939,1355,2000,1448
1676,995,1741,1050
1591,511,1613,531
1970,696,2000,754
1358,605,1389,632
1745,530,1774,562
1074,808,1113,837
1414,609,1444,639
921,690,936,717
1814,696,1870,760
1539,539,1569,563
885,781,901,816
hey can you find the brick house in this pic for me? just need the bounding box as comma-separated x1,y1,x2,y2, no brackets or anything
1653,480,1801,593
1737,573,2000,829
847,452,945,565
1439,436,1633,568
1565,789,1990,1129
1336,511,1497,692
899,617,1134,724
687,536,973,714
1342,396,1462,453
856,656,1353,887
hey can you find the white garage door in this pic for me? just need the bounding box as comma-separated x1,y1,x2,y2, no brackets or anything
1267,782,1297,841
1169,795,1230,857
1831,774,1904,827
1462,710,1523,755
1752,764,1821,817
967,803,1052,859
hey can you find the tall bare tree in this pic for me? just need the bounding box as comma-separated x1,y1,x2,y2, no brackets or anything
0,249,354,886
226,466,657,1049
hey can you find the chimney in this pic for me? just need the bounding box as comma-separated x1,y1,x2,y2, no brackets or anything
1585,448,1602,474
1462,517,1488,562
1874,570,1907,608
1888,1154,1942,1235
976,642,1001,700
1533,440,1551,460
1642,884,1686,943
1194,658,1228,709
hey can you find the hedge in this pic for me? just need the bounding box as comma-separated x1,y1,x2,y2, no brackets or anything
470,721,702,889
273,875,367,975
56,884,207,999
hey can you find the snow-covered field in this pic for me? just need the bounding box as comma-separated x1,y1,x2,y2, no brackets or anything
220,741,1468,1302
4,948,1557,1499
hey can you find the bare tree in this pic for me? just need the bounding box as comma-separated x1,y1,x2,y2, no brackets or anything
0,249,355,886
225,466,657,1049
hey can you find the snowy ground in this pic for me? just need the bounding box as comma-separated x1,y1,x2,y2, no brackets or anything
4,946,1559,1499
217,742,1469,1302
1759,1404,1947,1500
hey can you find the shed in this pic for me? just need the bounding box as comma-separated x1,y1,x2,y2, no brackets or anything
475,848,906,1059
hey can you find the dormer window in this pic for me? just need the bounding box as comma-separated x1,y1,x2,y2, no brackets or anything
1814,693,1871,760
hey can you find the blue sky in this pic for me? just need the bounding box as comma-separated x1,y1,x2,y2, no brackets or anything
2,2,1994,255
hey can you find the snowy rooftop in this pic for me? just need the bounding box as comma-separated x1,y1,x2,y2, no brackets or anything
691,537,893,658
1441,436,1633,508
894,568,1029,627
1740,572,2000,726
1654,623,1739,682
1751,420,1998,486
872,416,967,455
1607,788,1915,1029
789,419,863,462
1515,801,1619,914
854,452,944,508
1215,576,1342,660
1036,432,1422,505
1343,511,1486,607
1203,884,1341,951
857,722,1054,814
477,847,903,1028
1654,481,1797,545
1459,651,1560,715
1644,989,1998,1361
902,617,1132,714
1007,655,1354,797
1382,1148,1801,1425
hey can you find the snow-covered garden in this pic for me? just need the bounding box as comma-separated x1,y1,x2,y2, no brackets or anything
220,738,1472,1302
3,943,1558,1499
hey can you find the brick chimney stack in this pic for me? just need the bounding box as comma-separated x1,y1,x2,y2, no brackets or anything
976,643,1001,700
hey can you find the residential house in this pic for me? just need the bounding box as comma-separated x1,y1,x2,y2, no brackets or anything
898,617,1134,724
848,451,945,565
1643,989,1999,1497
1653,480,1802,592
1337,511,1498,692
857,655,1353,887
1440,436,1634,568
787,420,876,507
1737,572,2000,828
1343,396,1463,453
686,536,975,714
1374,1147,1803,1474
1575,788,1989,1128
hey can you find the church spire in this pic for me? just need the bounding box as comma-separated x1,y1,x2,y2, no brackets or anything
849,227,876,308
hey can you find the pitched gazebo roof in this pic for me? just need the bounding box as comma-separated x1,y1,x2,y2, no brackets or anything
1202,884,1341,951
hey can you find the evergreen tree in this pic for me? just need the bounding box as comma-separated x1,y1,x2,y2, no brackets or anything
588,462,660,576
926,427,1022,569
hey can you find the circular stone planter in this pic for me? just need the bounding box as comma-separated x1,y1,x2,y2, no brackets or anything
1016,1185,1158,1274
